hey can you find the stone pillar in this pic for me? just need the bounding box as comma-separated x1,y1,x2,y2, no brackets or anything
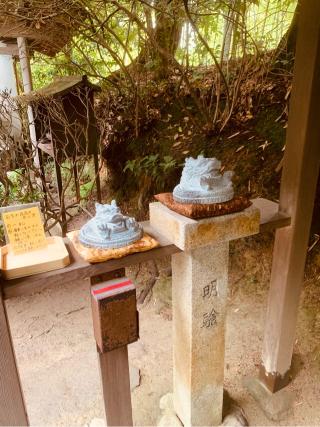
150,202,260,426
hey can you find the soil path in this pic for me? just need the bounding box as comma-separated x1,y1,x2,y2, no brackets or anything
5,238,320,426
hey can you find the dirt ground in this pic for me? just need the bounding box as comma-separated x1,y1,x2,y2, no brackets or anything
5,235,320,426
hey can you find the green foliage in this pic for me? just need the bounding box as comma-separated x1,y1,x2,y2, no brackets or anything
29,0,298,89
124,154,178,189
45,158,97,204
80,181,95,199
0,169,43,205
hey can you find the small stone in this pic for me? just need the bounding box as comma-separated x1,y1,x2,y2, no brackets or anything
159,393,175,412
89,418,105,427
129,365,141,391
222,390,248,426
158,413,183,427
243,376,295,421
222,414,248,426
158,394,183,427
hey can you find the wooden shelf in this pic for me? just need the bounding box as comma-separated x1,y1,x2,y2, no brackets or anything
1,222,181,300
252,198,291,232
0,200,290,300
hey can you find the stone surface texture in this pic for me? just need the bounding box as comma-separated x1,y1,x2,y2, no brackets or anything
243,376,295,421
149,202,260,250
150,203,260,426
172,243,229,426
129,365,141,391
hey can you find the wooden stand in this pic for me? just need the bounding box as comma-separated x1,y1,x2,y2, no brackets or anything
90,269,138,426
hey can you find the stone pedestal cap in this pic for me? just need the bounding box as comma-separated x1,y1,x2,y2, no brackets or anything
150,202,260,250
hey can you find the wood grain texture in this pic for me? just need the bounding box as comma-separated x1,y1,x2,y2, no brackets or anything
251,198,291,232
68,231,159,263
91,277,139,353
98,346,133,426
261,0,320,389
1,199,290,300
2,222,181,300
0,290,28,426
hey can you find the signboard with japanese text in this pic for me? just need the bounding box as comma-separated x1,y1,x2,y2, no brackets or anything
1,205,47,255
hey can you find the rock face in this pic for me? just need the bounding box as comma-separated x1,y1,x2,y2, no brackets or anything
173,155,234,204
79,200,142,249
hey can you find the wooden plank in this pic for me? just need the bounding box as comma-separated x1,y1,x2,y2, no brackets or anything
2,240,91,299
0,289,29,426
260,0,320,392
1,197,291,300
98,346,133,426
1,236,70,280
251,198,291,232
2,222,180,299
0,44,19,56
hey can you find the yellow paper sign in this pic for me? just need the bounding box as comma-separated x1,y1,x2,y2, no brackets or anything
2,207,47,254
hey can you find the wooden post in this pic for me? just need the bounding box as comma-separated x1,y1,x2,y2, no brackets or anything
90,270,138,426
98,347,133,427
0,285,29,426
73,158,81,204
55,160,67,236
93,152,102,203
260,0,320,392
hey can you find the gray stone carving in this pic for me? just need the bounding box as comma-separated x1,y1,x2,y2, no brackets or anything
79,200,143,249
173,155,234,204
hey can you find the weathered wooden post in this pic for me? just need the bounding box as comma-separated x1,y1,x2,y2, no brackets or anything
150,202,260,426
90,270,139,427
0,287,29,426
258,0,320,392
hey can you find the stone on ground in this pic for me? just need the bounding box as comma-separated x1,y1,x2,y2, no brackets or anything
243,376,295,421
130,365,141,391
88,417,105,427
158,393,183,427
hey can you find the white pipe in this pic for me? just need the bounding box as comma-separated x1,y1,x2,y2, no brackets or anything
17,37,40,168
0,55,17,94
0,54,22,152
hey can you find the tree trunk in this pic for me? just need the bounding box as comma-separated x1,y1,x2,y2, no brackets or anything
138,0,183,79
276,3,300,62
222,2,235,62
230,0,246,58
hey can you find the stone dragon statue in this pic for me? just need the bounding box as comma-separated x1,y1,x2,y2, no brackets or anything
79,200,142,248
173,155,234,204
